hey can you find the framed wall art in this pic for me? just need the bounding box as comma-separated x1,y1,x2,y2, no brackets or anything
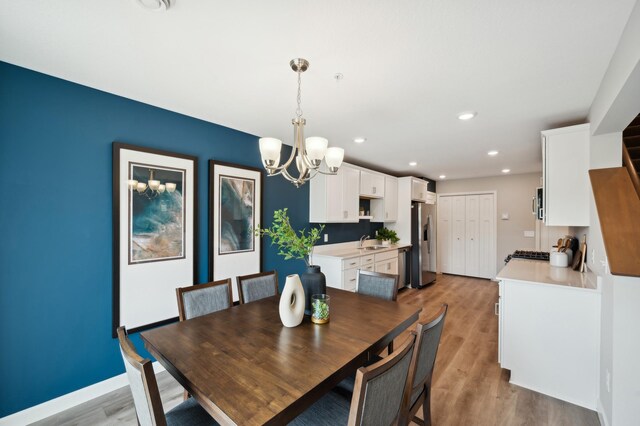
112,142,198,337
209,160,262,302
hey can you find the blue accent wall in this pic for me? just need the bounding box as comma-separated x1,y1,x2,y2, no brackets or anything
0,61,311,417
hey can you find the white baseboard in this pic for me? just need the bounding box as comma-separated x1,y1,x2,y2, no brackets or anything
597,398,610,426
0,362,166,426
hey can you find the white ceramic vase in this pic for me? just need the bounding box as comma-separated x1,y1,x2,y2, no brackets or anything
279,274,305,327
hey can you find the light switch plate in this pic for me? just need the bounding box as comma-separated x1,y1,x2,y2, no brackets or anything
324,234,329,243
524,230,535,238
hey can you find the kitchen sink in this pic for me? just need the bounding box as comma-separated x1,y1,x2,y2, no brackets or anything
359,245,387,251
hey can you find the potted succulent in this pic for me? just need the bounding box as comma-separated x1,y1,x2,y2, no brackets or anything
376,227,400,246
255,208,325,315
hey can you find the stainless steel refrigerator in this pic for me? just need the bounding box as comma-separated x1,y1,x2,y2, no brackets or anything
410,202,437,288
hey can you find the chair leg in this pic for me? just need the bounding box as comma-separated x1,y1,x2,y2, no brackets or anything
183,389,190,401
387,340,394,355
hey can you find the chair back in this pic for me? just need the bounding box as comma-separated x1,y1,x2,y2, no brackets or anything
116,326,166,426
406,304,448,416
236,271,278,304
348,333,416,426
356,270,398,301
176,279,233,321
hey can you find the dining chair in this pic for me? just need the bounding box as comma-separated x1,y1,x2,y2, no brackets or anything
289,333,416,426
236,270,278,304
405,304,448,426
356,269,399,353
116,326,218,426
176,279,233,321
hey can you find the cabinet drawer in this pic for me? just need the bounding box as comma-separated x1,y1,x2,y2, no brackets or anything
361,254,375,266
374,249,398,263
343,268,358,292
342,257,360,270
361,265,374,272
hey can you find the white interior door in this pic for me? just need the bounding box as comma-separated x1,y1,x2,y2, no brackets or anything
437,196,452,273
465,195,480,277
451,196,466,275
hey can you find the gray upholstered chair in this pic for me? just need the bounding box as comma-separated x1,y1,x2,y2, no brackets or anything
176,279,233,321
405,304,448,426
236,271,278,304
116,326,218,426
289,333,416,426
356,269,399,353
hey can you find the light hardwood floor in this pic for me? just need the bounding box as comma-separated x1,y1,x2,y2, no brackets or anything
33,274,600,425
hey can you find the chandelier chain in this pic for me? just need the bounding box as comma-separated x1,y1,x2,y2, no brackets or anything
295,70,303,118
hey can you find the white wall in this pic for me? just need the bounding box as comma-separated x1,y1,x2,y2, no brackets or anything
437,173,542,274
586,1,640,423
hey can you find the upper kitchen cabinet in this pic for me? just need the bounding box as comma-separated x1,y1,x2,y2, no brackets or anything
411,178,429,202
541,124,590,226
360,170,385,198
309,164,360,223
371,176,398,222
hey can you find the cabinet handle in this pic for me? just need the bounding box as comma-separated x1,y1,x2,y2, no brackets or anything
349,279,356,282
350,262,357,266
343,210,348,219
387,263,391,271
495,303,499,316
471,238,474,241
420,192,423,198
373,187,376,194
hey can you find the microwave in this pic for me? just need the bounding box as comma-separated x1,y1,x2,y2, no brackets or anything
533,187,543,220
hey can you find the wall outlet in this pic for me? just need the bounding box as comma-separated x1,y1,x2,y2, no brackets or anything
524,230,535,238
501,213,510,220
324,234,329,243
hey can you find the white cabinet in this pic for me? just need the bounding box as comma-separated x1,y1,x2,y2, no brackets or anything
541,124,590,226
425,191,436,205
498,277,600,409
411,178,429,202
373,249,399,275
309,164,360,223
371,176,398,222
360,170,385,198
438,193,495,279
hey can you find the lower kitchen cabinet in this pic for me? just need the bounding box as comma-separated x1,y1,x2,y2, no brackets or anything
497,264,600,410
314,249,399,292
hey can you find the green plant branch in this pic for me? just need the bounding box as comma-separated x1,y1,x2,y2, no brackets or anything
254,208,325,267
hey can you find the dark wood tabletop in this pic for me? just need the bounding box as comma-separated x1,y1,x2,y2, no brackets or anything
141,287,421,425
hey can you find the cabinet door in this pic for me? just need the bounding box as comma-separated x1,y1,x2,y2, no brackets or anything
451,196,466,275
478,194,495,278
465,195,480,277
411,179,427,202
342,166,360,222
371,174,385,198
437,196,453,273
374,258,398,275
384,176,398,221
359,171,372,197
542,125,590,226
343,268,358,292
325,171,344,222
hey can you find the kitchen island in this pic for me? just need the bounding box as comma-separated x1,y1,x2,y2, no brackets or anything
496,259,600,410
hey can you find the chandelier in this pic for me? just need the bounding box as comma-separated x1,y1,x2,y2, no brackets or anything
127,169,176,199
259,58,344,188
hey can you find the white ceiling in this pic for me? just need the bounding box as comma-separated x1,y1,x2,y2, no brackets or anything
0,0,636,180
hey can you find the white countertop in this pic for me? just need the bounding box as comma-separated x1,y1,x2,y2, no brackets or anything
312,241,411,260
496,259,599,291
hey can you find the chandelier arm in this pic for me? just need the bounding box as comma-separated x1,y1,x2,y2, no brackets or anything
314,168,339,176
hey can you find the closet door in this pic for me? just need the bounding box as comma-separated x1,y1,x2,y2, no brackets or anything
465,195,480,277
437,197,452,273
478,194,495,278
451,196,466,275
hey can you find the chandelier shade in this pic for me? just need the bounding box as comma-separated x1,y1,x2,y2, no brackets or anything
258,58,345,187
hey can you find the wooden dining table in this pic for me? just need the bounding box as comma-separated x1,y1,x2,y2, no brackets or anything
141,287,421,425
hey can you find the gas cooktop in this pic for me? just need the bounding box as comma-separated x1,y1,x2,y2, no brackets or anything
504,250,550,263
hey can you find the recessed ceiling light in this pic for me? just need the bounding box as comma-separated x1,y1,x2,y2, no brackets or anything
353,137,366,144
502,169,511,173
439,175,446,179
409,161,417,166
488,150,499,156
458,112,477,120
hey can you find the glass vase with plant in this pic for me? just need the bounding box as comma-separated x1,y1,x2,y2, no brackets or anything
376,227,400,245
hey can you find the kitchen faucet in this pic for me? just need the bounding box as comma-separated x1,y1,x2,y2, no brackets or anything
359,234,370,248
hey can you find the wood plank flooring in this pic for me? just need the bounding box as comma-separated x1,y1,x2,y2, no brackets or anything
33,274,600,425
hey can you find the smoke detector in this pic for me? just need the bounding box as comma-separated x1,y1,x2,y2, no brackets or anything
136,0,171,11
